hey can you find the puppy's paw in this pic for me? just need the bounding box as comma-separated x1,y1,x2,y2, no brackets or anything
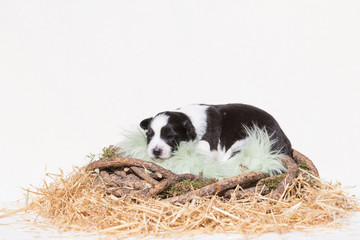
195,140,211,155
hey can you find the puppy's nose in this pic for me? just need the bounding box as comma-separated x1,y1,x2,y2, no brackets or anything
153,148,162,157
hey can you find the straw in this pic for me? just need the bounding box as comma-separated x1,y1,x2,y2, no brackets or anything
2,165,355,237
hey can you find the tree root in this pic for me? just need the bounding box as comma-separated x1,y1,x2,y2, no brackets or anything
86,149,319,204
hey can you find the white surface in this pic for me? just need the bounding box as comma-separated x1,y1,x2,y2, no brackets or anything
1,0,359,239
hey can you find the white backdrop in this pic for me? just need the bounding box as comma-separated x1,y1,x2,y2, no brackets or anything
1,0,360,239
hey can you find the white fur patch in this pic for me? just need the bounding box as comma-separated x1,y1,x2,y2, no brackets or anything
218,138,249,162
195,138,250,162
147,114,172,159
195,140,211,155
176,104,209,140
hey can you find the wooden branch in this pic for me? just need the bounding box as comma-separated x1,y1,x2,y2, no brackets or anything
88,150,319,203
222,174,288,199
107,187,133,197
266,155,298,199
130,166,159,186
148,176,179,197
292,149,319,177
87,157,177,179
100,168,151,190
166,171,268,204
148,173,200,197
89,157,200,198
113,170,126,178
150,172,163,180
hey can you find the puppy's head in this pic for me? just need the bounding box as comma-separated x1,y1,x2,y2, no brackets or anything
140,112,197,160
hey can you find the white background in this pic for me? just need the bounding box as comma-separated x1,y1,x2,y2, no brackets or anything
1,0,360,239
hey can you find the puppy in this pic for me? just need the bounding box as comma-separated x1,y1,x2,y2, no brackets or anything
140,104,292,161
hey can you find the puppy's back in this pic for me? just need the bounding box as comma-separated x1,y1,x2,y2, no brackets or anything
214,104,292,156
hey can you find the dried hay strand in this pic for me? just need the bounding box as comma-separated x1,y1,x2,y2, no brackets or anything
6,162,358,237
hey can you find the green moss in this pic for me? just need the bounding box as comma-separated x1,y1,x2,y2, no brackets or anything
261,175,285,190
86,153,97,162
100,145,119,159
298,161,310,170
159,178,217,199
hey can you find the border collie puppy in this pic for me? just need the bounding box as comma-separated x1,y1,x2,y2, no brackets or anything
140,104,292,161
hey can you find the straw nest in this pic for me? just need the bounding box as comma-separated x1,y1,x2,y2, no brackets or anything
2,149,359,237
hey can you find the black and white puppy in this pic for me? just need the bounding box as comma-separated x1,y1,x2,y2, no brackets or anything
140,104,292,161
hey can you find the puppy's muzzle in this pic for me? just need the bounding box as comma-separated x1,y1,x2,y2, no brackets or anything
152,147,162,158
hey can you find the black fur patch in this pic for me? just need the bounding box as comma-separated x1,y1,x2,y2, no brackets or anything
203,104,292,156
141,112,197,151
160,112,196,151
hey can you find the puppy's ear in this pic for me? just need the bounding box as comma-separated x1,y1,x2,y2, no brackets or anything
140,117,153,130
183,119,197,140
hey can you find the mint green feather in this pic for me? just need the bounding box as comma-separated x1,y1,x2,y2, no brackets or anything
117,125,286,180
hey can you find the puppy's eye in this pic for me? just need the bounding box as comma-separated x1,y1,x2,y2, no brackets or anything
167,135,177,144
